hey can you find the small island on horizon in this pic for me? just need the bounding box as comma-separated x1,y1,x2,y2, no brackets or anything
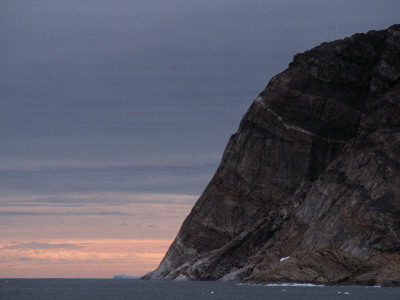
144,24,400,286
113,274,139,280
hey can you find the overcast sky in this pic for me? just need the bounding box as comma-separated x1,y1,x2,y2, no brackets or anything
1,1,399,278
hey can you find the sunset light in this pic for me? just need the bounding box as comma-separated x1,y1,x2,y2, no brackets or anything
0,239,171,278
0,192,196,278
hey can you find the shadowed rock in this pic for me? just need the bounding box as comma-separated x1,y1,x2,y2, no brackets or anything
143,24,400,286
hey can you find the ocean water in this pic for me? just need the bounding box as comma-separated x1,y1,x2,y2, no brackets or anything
1,279,399,300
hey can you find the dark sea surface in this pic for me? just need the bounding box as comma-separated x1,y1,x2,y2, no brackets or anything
1,279,400,300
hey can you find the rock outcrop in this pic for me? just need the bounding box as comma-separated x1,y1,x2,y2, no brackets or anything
144,24,400,286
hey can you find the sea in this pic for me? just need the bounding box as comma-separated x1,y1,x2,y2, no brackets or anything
1,279,400,300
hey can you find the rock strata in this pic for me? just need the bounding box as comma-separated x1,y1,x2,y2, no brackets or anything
143,24,400,286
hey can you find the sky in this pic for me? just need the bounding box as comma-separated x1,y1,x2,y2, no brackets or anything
1,1,399,278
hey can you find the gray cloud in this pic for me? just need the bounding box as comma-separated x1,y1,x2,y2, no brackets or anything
0,163,215,196
0,210,133,217
2,242,83,250
1,1,399,205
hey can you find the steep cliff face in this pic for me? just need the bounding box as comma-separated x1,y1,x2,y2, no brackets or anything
144,25,400,285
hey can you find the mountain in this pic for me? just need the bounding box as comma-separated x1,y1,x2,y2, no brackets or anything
143,24,400,286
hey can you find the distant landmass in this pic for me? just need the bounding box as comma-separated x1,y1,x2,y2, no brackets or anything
113,274,138,280
144,24,400,286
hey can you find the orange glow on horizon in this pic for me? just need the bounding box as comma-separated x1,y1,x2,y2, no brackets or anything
0,239,172,278
0,192,196,278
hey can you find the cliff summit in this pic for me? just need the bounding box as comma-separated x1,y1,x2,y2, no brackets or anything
144,24,400,286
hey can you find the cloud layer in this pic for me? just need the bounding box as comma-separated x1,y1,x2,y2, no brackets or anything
0,239,170,277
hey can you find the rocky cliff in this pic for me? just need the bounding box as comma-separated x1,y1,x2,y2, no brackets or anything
144,24,400,286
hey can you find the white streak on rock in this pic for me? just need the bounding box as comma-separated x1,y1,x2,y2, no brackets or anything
280,256,290,262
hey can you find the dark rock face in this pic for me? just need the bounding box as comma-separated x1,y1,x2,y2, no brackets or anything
256,248,400,286
144,25,400,285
